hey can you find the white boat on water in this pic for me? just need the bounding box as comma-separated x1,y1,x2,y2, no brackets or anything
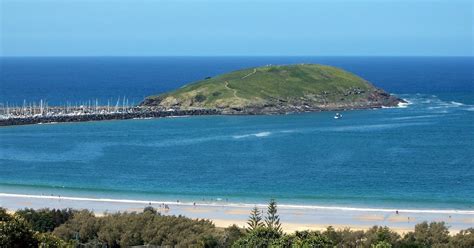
334,113,342,119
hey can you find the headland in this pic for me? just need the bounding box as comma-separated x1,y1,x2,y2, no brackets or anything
0,64,404,126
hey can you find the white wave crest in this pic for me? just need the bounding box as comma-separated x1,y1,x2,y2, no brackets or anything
233,131,271,139
400,94,474,114
397,100,412,108
450,101,464,106
1,193,473,215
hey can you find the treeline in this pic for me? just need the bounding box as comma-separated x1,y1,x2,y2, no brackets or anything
0,201,473,248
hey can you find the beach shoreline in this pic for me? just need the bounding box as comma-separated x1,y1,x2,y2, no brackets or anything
2,192,472,235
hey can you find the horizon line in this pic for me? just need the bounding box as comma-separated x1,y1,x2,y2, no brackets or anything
1,55,473,58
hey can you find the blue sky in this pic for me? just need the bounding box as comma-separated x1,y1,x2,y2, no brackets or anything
1,0,472,56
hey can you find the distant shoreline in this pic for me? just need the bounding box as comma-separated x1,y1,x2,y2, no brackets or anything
2,193,473,215
1,192,473,234
0,100,409,127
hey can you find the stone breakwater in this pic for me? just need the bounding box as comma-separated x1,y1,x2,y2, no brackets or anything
0,108,221,127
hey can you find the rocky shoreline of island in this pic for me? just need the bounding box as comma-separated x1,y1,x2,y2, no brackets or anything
140,87,405,115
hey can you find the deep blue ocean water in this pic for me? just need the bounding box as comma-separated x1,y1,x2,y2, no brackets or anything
0,57,473,209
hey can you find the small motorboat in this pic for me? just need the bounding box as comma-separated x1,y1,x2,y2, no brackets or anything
334,113,342,119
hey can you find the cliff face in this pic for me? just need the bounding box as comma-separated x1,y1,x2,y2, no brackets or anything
141,64,404,114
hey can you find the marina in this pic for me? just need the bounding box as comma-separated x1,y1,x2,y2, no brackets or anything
0,99,220,126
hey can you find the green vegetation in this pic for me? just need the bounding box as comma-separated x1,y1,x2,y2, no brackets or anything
247,206,264,231
1,205,473,248
142,64,402,113
16,208,75,233
264,199,282,234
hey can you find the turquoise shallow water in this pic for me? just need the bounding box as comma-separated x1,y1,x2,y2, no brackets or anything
1,93,473,209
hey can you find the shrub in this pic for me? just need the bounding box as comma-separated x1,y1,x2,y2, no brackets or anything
53,210,222,247
0,216,38,248
232,227,282,248
35,232,72,248
221,225,245,247
194,93,207,102
53,210,100,244
401,221,450,247
450,228,474,248
285,230,333,248
364,226,400,247
0,207,12,222
372,240,392,248
16,208,75,232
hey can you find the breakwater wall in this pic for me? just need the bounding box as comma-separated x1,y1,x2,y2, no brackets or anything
0,109,221,127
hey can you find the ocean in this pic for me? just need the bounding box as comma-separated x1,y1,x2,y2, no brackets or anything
0,57,473,210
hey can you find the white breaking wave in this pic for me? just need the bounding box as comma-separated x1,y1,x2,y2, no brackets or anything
381,99,412,109
397,100,412,108
233,131,271,139
1,193,473,215
450,101,464,106
400,94,474,113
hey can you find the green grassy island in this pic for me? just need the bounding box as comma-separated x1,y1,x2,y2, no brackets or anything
141,64,404,114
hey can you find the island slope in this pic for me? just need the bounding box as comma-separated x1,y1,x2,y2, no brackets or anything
141,64,403,114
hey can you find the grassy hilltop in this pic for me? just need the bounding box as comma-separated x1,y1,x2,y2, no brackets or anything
141,64,403,114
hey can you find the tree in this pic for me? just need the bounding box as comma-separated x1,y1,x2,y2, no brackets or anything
364,226,400,247
265,199,282,233
16,208,75,233
221,225,245,247
450,228,474,248
401,221,450,247
53,210,100,244
143,206,157,215
0,207,12,222
288,230,333,248
0,216,38,248
35,232,72,248
247,206,264,232
232,227,281,248
372,240,392,248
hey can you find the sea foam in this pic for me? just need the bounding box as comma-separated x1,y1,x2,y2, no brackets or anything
1,193,473,215
397,100,412,108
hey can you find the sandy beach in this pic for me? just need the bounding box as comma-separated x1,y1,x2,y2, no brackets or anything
1,193,472,234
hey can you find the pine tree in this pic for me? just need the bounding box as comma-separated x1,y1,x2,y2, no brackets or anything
246,206,263,231
265,199,282,233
